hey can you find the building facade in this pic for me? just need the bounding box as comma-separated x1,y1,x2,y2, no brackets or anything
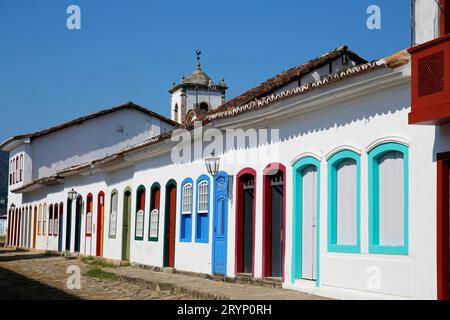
2,1,449,300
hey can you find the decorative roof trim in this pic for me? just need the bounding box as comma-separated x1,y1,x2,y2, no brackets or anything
205,61,382,122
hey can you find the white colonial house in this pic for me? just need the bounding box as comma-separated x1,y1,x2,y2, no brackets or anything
2,0,450,300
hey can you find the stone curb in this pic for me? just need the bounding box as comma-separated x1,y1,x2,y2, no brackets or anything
111,272,232,300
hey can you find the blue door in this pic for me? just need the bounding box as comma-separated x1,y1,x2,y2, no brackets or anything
213,172,229,275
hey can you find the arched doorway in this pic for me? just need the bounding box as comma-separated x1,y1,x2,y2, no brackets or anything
213,171,229,275
96,192,105,257
85,194,93,255
66,198,72,251
33,206,37,248
122,189,132,261
74,196,83,253
58,202,64,253
164,180,177,268
292,157,321,285
262,163,286,280
235,168,256,276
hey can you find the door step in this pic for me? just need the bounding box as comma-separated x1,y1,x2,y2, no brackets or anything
163,267,176,274
235,274,283,289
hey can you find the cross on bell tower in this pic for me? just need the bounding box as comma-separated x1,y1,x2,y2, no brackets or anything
169,49,228,124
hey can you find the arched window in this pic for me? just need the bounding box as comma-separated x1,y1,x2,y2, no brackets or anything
19,154,23,182
12,158,16,184
199,102,209,111
180,179,193,242
86,194,93,236
368,142,408,255
174,104,179,122
48,204,54,236
38,204,42,236
53,203,59,237
328,150,361,253
149,183,161,241
43,204,47,236
15,156,19,184
9,160,12,185
195,176,210,243
109,191,118,238
135,186,146,241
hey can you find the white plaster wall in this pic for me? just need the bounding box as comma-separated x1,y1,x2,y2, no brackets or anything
11,74,439,299
171,90,183,123
186,90,222,113
276,57,358,94
414,0,441,45
31,109,173,179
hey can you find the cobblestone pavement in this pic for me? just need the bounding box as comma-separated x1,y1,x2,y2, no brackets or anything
0,248,324,300
0,248,195,300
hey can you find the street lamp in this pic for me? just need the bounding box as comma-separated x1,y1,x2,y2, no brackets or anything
10,203,15,212
204,151,220,177
67,188,78,201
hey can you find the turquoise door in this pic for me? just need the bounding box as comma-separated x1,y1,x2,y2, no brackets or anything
213,172,229,275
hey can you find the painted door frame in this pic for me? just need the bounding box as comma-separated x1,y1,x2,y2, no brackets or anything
58,203,64,252
66,198,72,252
122,188,132,261
164,180,177,268
74,196,83,253
32,206,37,248
235,168,257,276
85,193,93,255
96,192,105,257
437,152,450,300
262,163,286,280
212,171,229,275
292,156,321,287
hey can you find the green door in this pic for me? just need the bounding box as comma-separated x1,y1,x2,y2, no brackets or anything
122,190,132,261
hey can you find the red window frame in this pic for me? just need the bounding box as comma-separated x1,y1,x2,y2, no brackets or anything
86,193,93,237
262,163,286,280
235,168,257,276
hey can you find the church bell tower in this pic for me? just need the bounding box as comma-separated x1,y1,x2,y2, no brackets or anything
169,49,227,124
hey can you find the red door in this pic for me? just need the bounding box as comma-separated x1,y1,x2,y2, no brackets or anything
96,192,105,257
437,155,450,300
168,186,176,267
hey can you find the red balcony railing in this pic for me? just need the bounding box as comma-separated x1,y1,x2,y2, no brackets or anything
409,34,450,125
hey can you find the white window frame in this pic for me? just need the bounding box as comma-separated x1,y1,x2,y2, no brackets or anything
197,181,209,214
182,183,193,215
109,192,118,238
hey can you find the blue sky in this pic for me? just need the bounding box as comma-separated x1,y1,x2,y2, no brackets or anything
0,0,411,142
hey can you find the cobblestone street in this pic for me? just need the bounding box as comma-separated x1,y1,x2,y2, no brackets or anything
0,248,323,300
0,248,195,300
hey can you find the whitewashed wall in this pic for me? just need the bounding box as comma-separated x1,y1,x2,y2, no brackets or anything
414,0,441,45
9,67,439,300
30,108,174,179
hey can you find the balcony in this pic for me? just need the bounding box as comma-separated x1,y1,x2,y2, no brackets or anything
409,34,450,125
